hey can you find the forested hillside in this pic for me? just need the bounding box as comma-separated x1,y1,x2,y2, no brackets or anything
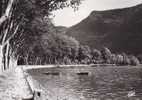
16,3,141,65
67,3,142,55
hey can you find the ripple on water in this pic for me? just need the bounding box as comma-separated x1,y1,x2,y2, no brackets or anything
30,67,142,100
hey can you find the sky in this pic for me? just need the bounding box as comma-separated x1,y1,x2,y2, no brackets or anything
52,0,142,27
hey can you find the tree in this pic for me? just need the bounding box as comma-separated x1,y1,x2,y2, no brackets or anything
115,54,123,65
122,53,130,65
0,0,84,71
101,47,112,64
91,49,102,64
110,54,117,64
129,55,140,66
77,45,91,64
0,0,20,71
40,29,80,64
0,0,14,26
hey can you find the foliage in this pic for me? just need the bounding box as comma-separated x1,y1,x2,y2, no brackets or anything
129,55,140,66
101,47,112,64
77,45,91,64
122,53,131,65
0,0,84,69
15,16,80,65
115,54,124,65
91,49,102,64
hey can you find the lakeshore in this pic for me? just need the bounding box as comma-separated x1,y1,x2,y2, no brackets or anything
26,65,142,100
1,65,142,99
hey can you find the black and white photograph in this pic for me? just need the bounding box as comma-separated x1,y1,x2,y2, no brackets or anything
1,0,142,99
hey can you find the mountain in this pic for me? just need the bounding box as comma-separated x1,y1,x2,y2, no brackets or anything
66,4,142,54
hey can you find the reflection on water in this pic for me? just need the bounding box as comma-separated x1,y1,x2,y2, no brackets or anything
29,66,142,100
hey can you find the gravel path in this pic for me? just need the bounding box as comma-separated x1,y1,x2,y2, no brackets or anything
0,68,33,100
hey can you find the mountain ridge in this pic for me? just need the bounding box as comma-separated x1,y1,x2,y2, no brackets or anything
66,3,142,55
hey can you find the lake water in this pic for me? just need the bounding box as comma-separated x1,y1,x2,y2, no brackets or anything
28,66,142,100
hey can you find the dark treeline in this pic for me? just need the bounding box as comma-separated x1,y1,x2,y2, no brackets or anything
16,17,140,66
17,45,141,66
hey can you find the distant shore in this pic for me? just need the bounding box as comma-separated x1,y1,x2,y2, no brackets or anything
21,64,142,71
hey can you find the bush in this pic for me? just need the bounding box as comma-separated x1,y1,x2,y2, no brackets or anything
115,54,124,65
110,54,117,64
129,55,140,66
101,47,112,64
91,49,102,64
122,53,131,65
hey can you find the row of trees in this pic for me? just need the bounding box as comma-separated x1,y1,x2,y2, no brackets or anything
0,0,84,71
101,48,140,66
17,19,140,66
14,12,140,66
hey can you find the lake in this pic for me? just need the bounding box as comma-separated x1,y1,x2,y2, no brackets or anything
28,66,142,100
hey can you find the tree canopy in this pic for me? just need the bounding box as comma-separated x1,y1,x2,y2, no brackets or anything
0,0,84,68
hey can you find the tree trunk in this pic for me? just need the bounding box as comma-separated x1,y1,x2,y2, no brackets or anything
0,45,4,72
0,43,17,73
5,42,10,69
9,55,17,70
0,0,14,26
0,0,16,73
